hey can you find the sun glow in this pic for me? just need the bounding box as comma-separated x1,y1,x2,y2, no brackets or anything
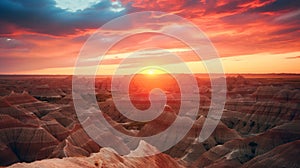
148,69,155,75
140,68,166,75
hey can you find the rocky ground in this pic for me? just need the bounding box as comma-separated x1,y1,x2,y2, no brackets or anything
0,74,299,167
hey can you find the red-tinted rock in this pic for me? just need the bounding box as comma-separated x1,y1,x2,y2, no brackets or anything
8,141,184,168
241,140,300,168
41,119,70,141
192,120,300,167
0,143,20,166
3,92,60,117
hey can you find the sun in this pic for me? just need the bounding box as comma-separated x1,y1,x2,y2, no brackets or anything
148,69,155,75
140,67,166,75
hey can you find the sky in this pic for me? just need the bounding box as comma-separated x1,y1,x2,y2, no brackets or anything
0,0,299,75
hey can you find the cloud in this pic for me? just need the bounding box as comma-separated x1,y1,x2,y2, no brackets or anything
54,0,100,12
0,0,128,36
0,0,299,74
0,37,27,49
286,56,300,59
0,55,75,72
251,0,300,13
274,9,300,22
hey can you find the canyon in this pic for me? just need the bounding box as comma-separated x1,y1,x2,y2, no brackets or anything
0,74,299,167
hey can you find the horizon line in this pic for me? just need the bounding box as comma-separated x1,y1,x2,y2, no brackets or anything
1,73,300,76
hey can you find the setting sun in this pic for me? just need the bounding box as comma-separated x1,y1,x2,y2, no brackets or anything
148,69,155,75
139,67,166,75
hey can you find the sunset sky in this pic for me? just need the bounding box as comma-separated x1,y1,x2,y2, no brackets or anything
0,0,299,74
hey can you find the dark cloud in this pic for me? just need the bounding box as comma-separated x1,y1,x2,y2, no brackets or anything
272,10,300,27
215,1,240,13
219,0,300,34
205,0,243,14
0,37,28,49
71,34,91,43
183,0,204,8
252,0,300,12
0,0,128,36
269,27,300,35
0,55,74,72
220,12,268,25
285,56,300,59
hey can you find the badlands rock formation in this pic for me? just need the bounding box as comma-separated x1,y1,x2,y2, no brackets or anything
0,75,299,167
8,141,184,168
241,140,300,168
